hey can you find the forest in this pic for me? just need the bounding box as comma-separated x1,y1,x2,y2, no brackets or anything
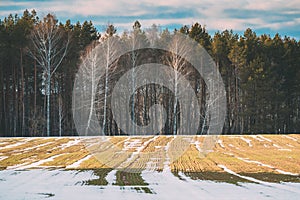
0,9,299,136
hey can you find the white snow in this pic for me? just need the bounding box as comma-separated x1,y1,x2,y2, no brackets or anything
218,164,300,195
23,141,55,151
273,144,282,148
9,154,64,170
251,135,265,142
105,169,117,185
282,135,298,142
275,169,299,176
1,135,300,199
60,139,81,150
234,156,299,176
278,148,292,151
0,168,299,200
217,139,225,148
124,136,158,164
240,137,253,147
163,137,174,172
0,156,8,161
66,155,93,169
123,139,142,151
219,164,267,184
1,141,27,149
6,162,31,170
258,135,272,142
193,140,202,152
0,142,9,146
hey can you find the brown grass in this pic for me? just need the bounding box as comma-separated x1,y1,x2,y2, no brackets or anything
0,135,299,183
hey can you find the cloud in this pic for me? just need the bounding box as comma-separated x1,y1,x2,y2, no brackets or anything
0,0,299,39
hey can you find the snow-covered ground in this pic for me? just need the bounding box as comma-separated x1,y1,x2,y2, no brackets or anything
0,169,300,200
1,135,300,199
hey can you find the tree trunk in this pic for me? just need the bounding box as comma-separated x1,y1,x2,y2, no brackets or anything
20,48,25,136
47,68,51,137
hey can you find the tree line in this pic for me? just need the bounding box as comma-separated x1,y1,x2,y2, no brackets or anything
0,10,299,136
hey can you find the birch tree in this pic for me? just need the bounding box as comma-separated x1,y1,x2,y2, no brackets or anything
74,25,120,136
29,14,69,136
167,33,192,135
75,41,100,135
99,24,119,135
127,21,149,135
58,95,64,137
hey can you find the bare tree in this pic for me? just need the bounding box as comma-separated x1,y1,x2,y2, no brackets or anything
58,95,64,137
74,31,120,136
74,41,101,136
100,25,120,135
127,21,149,135
166,33,191,135
29,14,69,136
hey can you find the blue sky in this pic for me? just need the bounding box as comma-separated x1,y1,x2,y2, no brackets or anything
0,0,299,39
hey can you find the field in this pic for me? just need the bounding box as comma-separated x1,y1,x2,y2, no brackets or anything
0,134,300,199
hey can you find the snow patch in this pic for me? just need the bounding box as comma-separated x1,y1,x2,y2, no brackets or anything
217,139,225,148
235,156,299,176
23,141,54,151
258,135,272,142
193,140,202,152
10,154,63,170
273,144,282,148
282,135,298,142
123,139,142,151
278,148,292,151
0,156,8,161
124,136,158,164
218,164,300,195
60,139,81,150
251,135,265,142
219,164,267,184
240,137,252,147
1,141,27,149
105,169,117,185
0,169,299,200
66,155,92,169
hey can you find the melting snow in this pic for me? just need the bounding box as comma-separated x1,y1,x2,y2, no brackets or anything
0,167,299,200
258,135,272,142
124,136,158,164
193,140,202,152
273,144,282,148
240,137,253,147
278,148,292,151
10,154,64,170
23,141,54,151
235,156,299,176
60,139,81,150
106,169,117,185
0,156,8,161
251,135,265,142
282,135,298,142
1,141,27,149
217,139,225,148
66,155,92,169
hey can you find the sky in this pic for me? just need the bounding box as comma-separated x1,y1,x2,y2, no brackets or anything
0,0,299,39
